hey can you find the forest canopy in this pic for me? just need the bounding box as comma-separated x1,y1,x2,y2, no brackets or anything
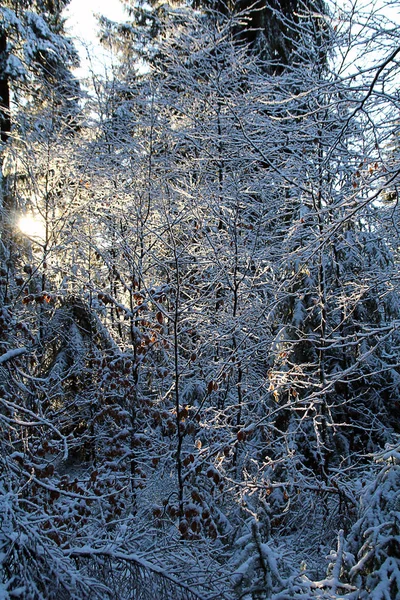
1,0,400,598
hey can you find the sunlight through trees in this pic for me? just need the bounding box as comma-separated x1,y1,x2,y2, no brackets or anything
1,0,400,598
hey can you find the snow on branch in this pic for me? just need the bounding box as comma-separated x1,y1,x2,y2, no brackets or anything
66,546,226,600
0,347,27,365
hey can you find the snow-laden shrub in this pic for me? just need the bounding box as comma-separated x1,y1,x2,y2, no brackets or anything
342,444,400,599
231,516,320,599
0,476,108,600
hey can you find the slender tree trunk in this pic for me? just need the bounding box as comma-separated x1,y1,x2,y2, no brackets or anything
0,31,11,144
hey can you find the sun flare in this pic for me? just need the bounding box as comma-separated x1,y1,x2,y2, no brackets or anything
18,214,46,240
